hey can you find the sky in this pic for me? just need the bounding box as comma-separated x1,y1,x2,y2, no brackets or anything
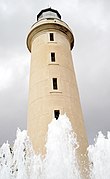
0,0,110,145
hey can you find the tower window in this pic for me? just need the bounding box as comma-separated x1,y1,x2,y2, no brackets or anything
51,52,55,62
50,33,54,41
54,110,60,120
52,78,58,90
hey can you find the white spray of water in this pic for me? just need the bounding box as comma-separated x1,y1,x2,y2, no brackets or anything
44,114,80,179
0,114,110,179
0,114,80,179
88,131,110,179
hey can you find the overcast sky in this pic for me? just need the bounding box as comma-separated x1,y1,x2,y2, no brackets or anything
0,0,110,145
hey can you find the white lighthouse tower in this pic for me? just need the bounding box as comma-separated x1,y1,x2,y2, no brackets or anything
26,8,88,178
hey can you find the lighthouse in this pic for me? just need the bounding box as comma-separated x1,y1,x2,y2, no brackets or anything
26,8,88,177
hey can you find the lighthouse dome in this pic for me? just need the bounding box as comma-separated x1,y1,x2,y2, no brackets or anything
37,8,61,21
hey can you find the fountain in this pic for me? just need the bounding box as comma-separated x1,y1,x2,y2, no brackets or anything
0,114,110,179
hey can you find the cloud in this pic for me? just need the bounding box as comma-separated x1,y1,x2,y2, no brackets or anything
0,65,13,91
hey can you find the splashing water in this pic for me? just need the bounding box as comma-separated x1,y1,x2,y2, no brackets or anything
0,114,110,179
88,131,110,179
